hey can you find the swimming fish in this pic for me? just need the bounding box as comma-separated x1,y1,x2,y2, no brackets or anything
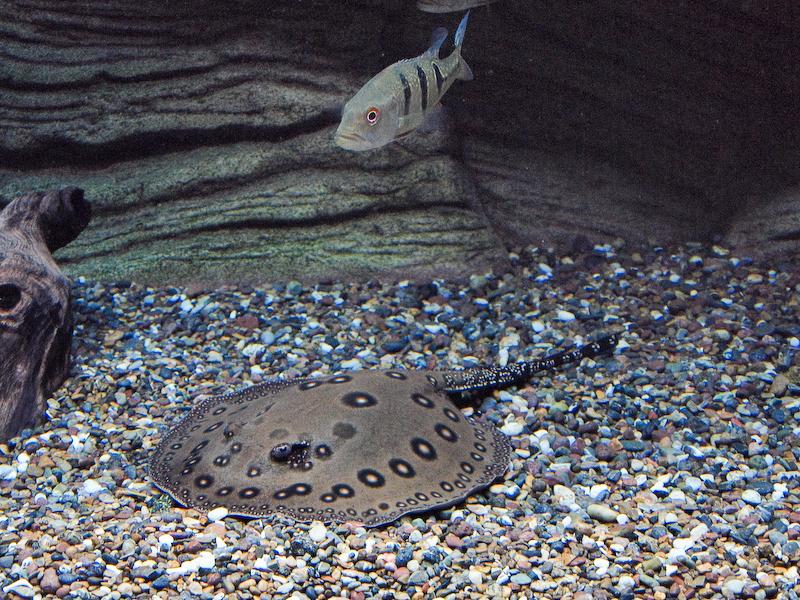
334,12,473,151
149,334,618,527
417,0,499,12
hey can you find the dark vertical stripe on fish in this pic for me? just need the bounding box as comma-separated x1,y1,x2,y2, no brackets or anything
416,64,428,111
432,62,444,94
399,72,411,117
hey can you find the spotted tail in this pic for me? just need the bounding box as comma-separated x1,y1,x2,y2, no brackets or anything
441,333,619,393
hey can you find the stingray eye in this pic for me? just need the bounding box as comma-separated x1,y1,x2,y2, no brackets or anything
365,107,380,125
0,284,21,311
270,444,292,462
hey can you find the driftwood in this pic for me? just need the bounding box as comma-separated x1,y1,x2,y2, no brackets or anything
0,188,91,441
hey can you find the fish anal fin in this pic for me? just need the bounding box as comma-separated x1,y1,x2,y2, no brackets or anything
458,56,474,81
418,103,448,134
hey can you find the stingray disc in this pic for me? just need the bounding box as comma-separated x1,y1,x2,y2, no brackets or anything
149,370,511,527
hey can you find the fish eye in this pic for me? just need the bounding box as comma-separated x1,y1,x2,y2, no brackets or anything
366,107,380,125
270,444,292,461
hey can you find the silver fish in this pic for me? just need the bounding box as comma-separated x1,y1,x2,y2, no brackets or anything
417,0,498,13
335,12,473,151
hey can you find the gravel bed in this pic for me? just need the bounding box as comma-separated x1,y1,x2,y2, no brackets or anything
1,243,799,600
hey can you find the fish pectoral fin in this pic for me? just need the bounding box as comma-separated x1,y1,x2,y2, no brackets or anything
424,26,449,59
394,128,417,141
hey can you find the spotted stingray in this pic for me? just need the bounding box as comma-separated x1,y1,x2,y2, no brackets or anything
149,334,617,527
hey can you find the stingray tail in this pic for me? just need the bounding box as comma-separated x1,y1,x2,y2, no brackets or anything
441,333,619,394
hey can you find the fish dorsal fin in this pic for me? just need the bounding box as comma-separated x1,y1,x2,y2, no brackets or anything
424,26,448,59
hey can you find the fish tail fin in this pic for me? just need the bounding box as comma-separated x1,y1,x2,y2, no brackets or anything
454,11,473,81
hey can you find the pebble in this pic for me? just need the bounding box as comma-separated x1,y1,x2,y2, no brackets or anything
552,484,576,507
308,523,327,543
723,579,745,596
741,489,762,505
40,568,59,594
511,573,532,585
166,551,215,576
587,504,619,523
207,506,229,521
81,479,104,495
501,421,525,436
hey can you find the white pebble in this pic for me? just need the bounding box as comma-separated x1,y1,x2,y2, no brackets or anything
467,504,489,516
501,421,524,436
552,484,576,507
167,551,215,575
594,557,609,576
207,506,229,522
690,523,709,539
276,582,294,594
589,484,609,501
3,579,34,596
666,547,687,564
555,310,575,322
308,523,327,543
504,483,521,499
683,476,703,492
741,489,761,505
723,579,745,596
618,575,635,591
668,489,686,504
673,537,696,551
660,512,679,524
81,479,104,495
0,465,17,481
773,483,788,500
468,568,483,586
242,343,265,358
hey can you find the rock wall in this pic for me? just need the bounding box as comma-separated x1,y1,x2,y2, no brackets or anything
0,0,797,283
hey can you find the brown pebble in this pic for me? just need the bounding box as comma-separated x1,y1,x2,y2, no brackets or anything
234,314,260,329
41,567,59,594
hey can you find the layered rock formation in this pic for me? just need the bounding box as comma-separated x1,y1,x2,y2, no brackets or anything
1,0,797,283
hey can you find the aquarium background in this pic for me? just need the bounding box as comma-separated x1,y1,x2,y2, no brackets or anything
2,3,800,599
1,0,797,284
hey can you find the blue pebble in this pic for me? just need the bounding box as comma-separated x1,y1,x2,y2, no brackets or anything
59,572,80,585
152,574,171,590
772,409,786,424
396,547,413,567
